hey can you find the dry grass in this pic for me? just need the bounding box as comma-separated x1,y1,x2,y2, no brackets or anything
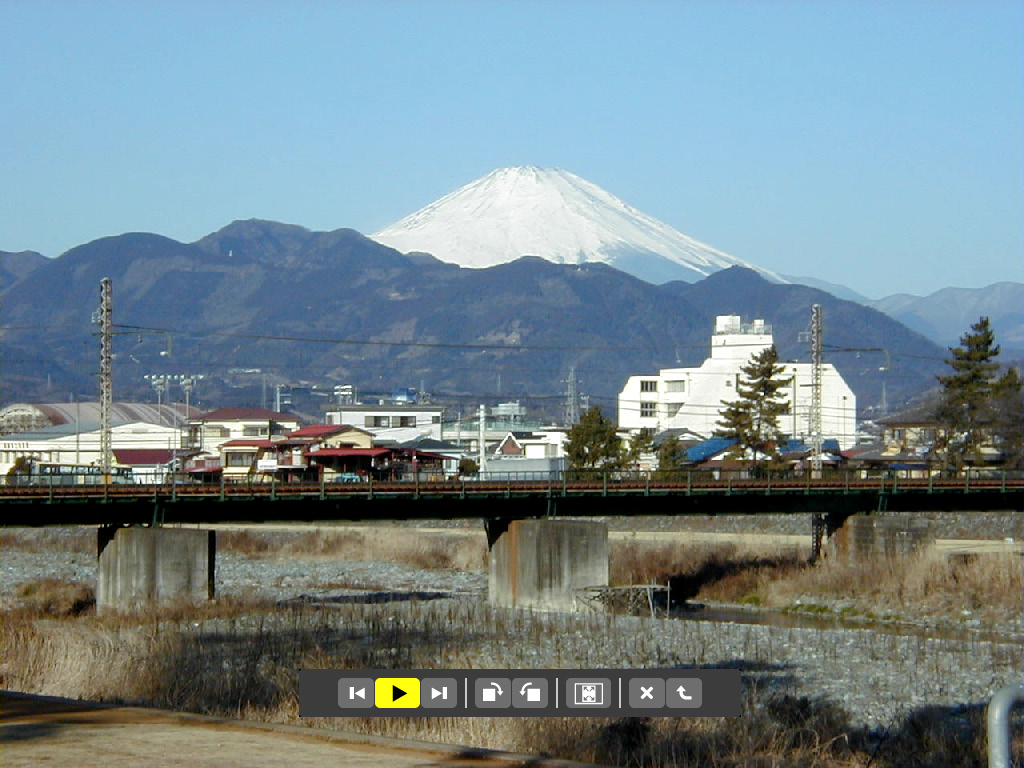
610,538,1023,624
11,578,95,618
2,596,1012,767
763,550,1023,622
2,526,1019,766
0,528,94,554
218,528,487,572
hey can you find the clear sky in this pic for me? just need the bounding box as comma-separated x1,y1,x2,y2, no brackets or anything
2,0,1021,298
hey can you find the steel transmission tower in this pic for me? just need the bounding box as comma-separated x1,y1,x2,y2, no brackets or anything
564,366,580,426
809,304,823,475
97,278,114,477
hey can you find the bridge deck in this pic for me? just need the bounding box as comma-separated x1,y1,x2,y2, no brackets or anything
2,476,1020,526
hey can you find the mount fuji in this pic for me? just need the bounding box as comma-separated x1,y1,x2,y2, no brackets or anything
372,166,785,285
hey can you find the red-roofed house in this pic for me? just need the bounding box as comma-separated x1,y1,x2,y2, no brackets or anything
212,423,376,483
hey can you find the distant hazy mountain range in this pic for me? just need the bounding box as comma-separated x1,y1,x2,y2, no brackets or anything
0,219,945,415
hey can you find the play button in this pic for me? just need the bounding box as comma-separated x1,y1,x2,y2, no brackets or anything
373,677,420,708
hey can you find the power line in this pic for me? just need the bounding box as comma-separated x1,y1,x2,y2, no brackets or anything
111,323,709,354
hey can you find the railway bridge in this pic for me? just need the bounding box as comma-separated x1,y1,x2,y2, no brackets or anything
3,473,1020,612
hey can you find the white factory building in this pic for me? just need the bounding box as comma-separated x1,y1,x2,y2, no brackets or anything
618,315,857,450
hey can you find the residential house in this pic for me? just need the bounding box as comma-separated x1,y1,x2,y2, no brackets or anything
323,404,444,441
187,408,301,455
214,423,374,483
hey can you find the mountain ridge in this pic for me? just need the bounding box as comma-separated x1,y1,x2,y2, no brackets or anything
0,221,949,417
372,166,786,285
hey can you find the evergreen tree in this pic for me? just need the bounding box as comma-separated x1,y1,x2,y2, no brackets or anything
989,367,1023,469
655,435,686,479
937,317,1001,470
565,406,623,474
714,345,788,468
624,429,654,471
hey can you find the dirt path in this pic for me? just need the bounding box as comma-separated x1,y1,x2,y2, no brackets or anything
0,691,602,768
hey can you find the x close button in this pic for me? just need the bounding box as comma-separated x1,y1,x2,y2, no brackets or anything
374,677,421,708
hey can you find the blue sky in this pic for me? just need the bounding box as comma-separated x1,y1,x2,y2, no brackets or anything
2,0,1021,298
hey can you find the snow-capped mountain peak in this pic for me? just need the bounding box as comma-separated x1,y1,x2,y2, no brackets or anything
372,166,784,285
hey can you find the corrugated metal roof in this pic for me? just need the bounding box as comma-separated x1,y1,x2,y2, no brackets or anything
0,402,198,430
685,438,736,462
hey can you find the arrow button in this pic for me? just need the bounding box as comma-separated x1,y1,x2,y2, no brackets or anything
666,677,702,709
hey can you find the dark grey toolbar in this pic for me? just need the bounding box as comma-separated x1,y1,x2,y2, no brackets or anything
300,669,741,717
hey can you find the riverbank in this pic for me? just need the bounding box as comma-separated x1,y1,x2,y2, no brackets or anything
2,514,1020,766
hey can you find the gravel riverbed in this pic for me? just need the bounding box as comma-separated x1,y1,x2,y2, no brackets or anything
2,514,1021,733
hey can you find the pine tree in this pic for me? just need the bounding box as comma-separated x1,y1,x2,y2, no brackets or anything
655,435,686,479
937,317,1001,470
625,429,654,472
714,345,788,469
989,367,1023,469
565,406,623,474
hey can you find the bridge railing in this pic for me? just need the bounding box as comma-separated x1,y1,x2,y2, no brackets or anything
3,467,1022,494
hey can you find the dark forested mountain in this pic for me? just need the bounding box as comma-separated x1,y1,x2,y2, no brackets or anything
0,220,947,415
0,250,47,291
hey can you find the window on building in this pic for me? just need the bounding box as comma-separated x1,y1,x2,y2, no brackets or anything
225,452,251,467
366,416,391,428
243,425,269,437
665,380,686,393
397,416,416,428
640,380,658,393
431,415,441,424
640,403,657,419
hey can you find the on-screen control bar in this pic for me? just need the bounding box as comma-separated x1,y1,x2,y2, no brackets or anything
300,668,741,717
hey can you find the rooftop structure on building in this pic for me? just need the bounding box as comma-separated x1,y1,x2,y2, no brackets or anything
0,402,197,436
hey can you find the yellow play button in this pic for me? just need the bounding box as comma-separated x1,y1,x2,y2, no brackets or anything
374,677,420,708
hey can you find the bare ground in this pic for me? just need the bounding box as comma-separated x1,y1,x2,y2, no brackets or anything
0,691,604,768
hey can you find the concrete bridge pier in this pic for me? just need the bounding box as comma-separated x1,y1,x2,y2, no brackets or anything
827,513,935,562
97,526,215,613
487,518,609,612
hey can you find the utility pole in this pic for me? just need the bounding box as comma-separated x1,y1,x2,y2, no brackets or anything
97,278,114,478
478,403,487,475
169,374,203,448
145,374,168,423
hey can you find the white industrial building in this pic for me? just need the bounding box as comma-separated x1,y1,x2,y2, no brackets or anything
618,315,857,450
0,421,185,477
